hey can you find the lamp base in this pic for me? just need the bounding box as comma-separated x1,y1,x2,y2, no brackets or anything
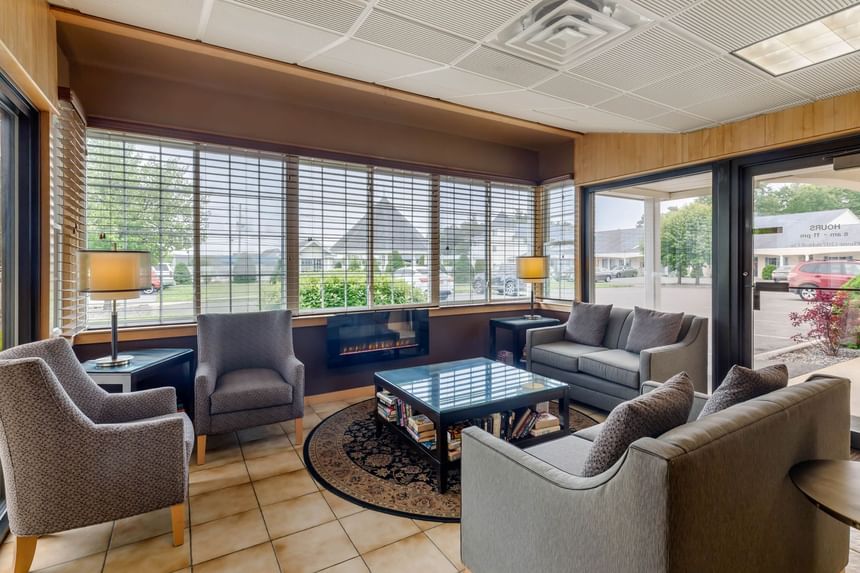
523,314,543,320
94,354,134,368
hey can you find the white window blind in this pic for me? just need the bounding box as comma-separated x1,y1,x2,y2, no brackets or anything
198,146,287,314
541,180,576,300
440,175,488,305
489,182,534,301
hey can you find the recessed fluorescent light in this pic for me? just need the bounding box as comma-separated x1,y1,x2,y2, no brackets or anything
734,4,860,75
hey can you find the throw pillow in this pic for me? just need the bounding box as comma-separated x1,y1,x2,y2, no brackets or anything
698,364,788,418
565,301,613,346
624,306,684,353
581,372,694,477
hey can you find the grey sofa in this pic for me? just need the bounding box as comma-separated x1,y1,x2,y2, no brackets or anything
526,305,708,410
195,310,305,465
462,375,849,573
0,338,192,573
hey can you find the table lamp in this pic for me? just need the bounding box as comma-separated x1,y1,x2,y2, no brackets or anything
517,255,549,320
78,249,151,367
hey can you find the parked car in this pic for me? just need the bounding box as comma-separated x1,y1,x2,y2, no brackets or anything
143,270,161,295
595,269,612,283
611,265,639,278
391,266,453,301
788,260,860,301
770,264,793,282
472,267,525,297
153,263,175,287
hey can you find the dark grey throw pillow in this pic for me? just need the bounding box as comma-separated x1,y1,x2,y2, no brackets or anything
565,302,613,346
581,372,694,477
698,364,788,418
624,306,684,353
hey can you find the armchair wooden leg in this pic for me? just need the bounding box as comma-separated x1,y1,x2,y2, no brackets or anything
294,418,303,446
170,503,185,547
196,435,207,466
13,536,37,573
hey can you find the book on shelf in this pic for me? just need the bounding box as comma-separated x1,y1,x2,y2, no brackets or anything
407,427,436,442
376,390,396,406
533,412,560,430
448,449,461,462
408,414,434,434
529,425,561,437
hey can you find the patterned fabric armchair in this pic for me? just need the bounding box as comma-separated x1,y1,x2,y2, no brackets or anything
194,310,305,465
0,338,192,573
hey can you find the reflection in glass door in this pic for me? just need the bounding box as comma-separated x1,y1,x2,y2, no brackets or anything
592,171,713,387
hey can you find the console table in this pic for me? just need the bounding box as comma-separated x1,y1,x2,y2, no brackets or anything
489,316,561,367
790,459,860,528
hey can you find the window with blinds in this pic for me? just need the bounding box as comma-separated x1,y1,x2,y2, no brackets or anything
541,180,576,301
489,182,534,301
440,176,488,305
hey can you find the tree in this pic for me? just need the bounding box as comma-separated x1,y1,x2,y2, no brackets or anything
386,250,406,272
755,183,860,217
661,203,712,285
174,262,192,285
85,139,196,262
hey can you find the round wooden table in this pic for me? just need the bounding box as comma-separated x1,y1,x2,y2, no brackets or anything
790,460,860,528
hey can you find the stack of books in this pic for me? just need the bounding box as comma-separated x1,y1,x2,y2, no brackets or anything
529,412,561,437
447,424,465,462
376,390,398,422
407,414,436,450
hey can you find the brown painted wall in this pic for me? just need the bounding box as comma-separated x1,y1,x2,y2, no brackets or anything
73,308,568,397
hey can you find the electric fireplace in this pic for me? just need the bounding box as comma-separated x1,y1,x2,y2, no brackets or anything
327,309,429,367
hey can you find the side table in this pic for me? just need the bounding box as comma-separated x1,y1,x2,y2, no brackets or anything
489,316,561,367
790,459,860,528
84,347,195,412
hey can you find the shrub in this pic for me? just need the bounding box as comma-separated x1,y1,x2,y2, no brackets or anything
761,264,776,280
298,274,426,310
174,262,192,285
789,290,850,356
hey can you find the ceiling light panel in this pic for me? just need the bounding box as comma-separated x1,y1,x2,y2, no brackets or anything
228,0,365,33
670,0,858,52
382,68,521,99
354,10,476,64
569,26,717,90
493,0,652,67
204,0,341,63
532,73,622,105
303,39,441,83
456,46,557,87
634,57,765,108
595,94,675,120
734,4,860,75
684,82,808,122
376,0,536,40
779,51,860,98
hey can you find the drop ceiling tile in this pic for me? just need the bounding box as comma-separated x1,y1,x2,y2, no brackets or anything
354,10,475,64
382,68,520,99
635,57,766,108
779,52,860,99
648,111,712,132
595,94,675,120
452,90,571,114
684,81,809,122
534,107,667,132
204,1,342,63
456,47,557,87
227,0,365,33
628,0,698,17
569,26,717,91
376,0,535,40
304,39,442,83
670,0,859,51
532,74,622,106
67,0,205,39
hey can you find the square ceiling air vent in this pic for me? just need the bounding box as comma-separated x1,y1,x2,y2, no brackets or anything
495,0,651,67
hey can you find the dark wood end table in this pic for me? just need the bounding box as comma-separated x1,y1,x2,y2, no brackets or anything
790,459,860,528
489,316,561,366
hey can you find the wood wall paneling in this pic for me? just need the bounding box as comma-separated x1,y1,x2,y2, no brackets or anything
0,0,57,111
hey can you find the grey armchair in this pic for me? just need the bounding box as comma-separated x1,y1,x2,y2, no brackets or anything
194,310,305,465
0,338,192,573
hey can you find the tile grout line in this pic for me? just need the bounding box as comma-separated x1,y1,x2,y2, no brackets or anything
423,528,463,572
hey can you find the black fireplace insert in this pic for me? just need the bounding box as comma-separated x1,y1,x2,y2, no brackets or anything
326,309,429,367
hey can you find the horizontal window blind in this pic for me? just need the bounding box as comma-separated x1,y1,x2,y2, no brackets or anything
370,167,432,307
541,180,576,301
198,146,287,315
440,176,488,306
489,182,534,301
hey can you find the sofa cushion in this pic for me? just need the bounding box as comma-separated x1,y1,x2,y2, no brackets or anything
211,368,293,415
525,434,593,476
565,302,613,346
581,371,694,477
572,423,603,442
624,306,684,353
698,364,788,418
578,349,641,389
531,341,606,372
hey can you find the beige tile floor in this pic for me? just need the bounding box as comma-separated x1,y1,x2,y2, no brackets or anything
0,398,470,573
0,396,856,573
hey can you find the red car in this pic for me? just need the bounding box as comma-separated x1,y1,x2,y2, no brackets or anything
143,270,161,294
787,260,860,301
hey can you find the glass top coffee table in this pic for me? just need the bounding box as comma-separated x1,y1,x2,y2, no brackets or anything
374,357,570,492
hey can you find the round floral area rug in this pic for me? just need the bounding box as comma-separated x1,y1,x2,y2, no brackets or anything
303,398,600,522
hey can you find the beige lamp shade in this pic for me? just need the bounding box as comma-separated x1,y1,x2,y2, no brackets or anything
517,256,549,282
77,250,151,301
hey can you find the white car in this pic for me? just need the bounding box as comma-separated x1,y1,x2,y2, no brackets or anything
391,267,453,301
153,263,176,287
